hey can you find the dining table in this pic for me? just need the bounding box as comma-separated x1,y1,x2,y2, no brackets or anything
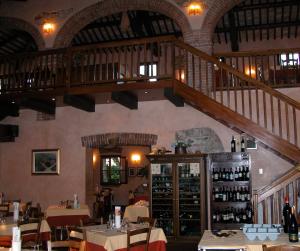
45,204,90,227
198,230,300,251
123,205,149,222
0,217,51,246
70,224,167,251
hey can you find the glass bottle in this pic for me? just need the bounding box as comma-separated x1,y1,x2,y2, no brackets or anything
241,136,246,152
289,206,298,242
283,196,291,233
231,136,236,152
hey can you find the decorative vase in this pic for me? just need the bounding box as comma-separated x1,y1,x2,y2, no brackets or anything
175,146,187,154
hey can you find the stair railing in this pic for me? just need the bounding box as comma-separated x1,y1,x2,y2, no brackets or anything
214,49,300,88
173,40,300,150
252,165,300,224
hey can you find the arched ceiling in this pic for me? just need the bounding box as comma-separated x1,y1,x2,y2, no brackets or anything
213,0,300,51
0,28,37,56
71,10,182,46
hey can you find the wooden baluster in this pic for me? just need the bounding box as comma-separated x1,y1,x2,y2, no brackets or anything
263,91,267,128
143,43,147,82
293,180,298,213
150,43,154,81
273,192,279,224
262,200,267,224
293,107,298,146
50,53,54,87
124,45,128,80
105,49,108,81
130,45,134,80
92,49,97,82
86,49,91,83
219,66,224,104
164,43,167,78
192,54,195,89
80,51,84,83
253,192,258,223
285,103,290,142
278,99,283,138
99,48,103,81
212,58,216,99
199,57,202,92
137,45,141,78
185,49,188,85
256,86,260,125
241,77,245,116
273,54,277,86
205,60,209,96
270,94,275,133
227,58,232,107
234,75,238,112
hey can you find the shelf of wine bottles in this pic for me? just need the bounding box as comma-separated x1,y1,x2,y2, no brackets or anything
178,163,201,236
209,152,252,230
151,163,174,236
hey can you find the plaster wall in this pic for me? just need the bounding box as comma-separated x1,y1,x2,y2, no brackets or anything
0,98,295,209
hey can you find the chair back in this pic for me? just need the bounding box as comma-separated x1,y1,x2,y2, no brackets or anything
18,218,41,248
127,227,151,251
0,204,9,217
137,217,156,227
263,245,300,251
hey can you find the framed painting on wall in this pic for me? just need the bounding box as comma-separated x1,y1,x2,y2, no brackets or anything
128,168,136,177
32,149,60,175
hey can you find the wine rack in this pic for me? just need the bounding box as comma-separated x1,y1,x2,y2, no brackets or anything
208,152,252,230
147,154,207,239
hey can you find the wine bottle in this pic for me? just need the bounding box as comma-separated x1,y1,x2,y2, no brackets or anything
231,136,236,152
289,206,298,242
283,196,291,233
241,136,246,152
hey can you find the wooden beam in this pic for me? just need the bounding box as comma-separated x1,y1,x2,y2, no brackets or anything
111,91,138,109
228,10,239,51
21,97,55,114
63,94,95,112
0,103,19,120
0,124,18,142
164,87,184,107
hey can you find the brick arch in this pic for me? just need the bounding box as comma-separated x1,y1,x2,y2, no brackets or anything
54,0,192,48
201,0,243,41
0,17,45,50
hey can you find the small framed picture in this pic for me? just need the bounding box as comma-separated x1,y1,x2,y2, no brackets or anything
137,167,145,177
128,168,136,177
32,149,60,175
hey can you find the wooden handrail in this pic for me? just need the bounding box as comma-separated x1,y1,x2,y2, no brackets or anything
175,40,300,110
214,48,300,57
255,164,300,203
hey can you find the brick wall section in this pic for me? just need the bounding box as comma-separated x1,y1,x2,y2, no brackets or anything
54,0,192,48
0,17,45,50
81,133,158,148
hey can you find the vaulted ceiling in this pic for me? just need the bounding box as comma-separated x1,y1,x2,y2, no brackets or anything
213,0,300,51
71,10,182,46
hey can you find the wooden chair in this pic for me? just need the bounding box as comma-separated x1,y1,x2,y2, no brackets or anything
127,227,151,251
18,218,41,249
137,217,156,227
51,239,86,251
0,204,9,218
262,244,300,251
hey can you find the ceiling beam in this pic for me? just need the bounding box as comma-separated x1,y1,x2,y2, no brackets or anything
164,87,184,107
0,124,18,142
234,0,300,10
21,97,55,114
63,94,95,112
0,103,19,120
111,91,138,109
228,10,239,51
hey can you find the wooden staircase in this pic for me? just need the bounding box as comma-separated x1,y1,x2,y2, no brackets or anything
0,36,299,163
172,39,300,164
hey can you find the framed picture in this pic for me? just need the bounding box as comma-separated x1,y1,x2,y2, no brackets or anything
128,168,136,177
32,149,60,175
137,167,145,177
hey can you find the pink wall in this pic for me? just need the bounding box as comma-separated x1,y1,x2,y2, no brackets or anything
0,99,294,209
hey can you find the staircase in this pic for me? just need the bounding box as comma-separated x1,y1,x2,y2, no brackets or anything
171,39,300,164
0,36,299,163
253,164,300,224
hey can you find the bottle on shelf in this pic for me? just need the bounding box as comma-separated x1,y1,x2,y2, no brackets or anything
289,206,298,242
231,136,236,152
283,196,291,233
241,136,246,152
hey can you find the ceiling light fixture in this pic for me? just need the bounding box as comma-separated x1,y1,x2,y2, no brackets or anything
185,1,206,16
42,21,55,34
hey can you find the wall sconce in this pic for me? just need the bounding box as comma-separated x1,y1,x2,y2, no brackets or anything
245,66,256,78
131,153,141,164
92,152,97,165
186,1,206,16
42,21,55,34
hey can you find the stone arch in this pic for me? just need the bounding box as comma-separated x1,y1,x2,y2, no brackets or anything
54,0,192,48
201,0,243,42
0,17,45,50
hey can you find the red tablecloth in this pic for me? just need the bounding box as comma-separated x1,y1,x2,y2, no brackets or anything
86,240,166,251
46,215,90,227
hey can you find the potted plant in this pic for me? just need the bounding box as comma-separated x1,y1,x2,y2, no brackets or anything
172,139,193,154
